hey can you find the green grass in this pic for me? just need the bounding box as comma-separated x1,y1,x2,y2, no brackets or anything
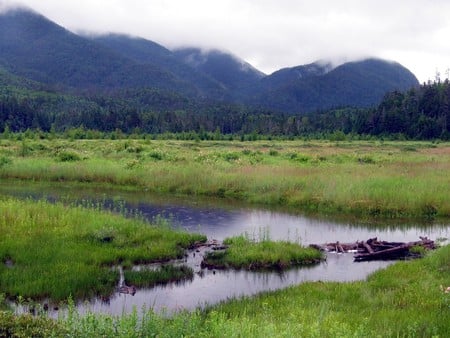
0,311,67,337
0,139,449,219
202,235,323,270
2,244,448,337
0,198,205,301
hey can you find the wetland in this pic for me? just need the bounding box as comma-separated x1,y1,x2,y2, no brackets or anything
0,138,449,336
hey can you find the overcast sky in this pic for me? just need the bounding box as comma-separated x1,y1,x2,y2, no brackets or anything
3,0,450,82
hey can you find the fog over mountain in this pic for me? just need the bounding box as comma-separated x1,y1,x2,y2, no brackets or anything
6,0,450,83
0,6,419,113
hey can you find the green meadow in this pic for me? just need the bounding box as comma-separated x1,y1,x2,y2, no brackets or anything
0,138,449,219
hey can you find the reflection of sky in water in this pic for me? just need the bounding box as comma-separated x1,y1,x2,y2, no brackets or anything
133,202,449,245
1,183,449,315
77,253,392,315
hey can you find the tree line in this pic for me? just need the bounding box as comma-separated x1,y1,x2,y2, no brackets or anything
1,81,449,140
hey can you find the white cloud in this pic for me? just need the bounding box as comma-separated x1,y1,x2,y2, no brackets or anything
8,0,450,82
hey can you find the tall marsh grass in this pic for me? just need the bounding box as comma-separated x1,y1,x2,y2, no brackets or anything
0,139,449,218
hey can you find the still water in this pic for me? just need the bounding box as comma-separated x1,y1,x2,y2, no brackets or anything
1,182,449,315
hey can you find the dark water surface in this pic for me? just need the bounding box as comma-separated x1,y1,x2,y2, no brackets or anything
1,182,449,315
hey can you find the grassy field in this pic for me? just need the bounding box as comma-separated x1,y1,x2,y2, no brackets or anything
0,138,449,219
0,198,205,301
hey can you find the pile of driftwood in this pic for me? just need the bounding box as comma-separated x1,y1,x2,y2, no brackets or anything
310,237,436,262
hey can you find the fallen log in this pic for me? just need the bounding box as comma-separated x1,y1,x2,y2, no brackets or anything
362,241,374,254
311,237,436,261
354,243,410,261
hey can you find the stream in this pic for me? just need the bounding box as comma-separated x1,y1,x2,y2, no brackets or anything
1,182,449,315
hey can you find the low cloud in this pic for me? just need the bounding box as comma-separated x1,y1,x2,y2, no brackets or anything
9,0,450,81
0,0,21,12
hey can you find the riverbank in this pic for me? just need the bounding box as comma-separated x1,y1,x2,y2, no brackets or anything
0,198,206,301
2,243,448,337
0,139,449,219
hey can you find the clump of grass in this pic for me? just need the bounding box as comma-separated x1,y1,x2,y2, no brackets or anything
124,265,193,288
0,156,12,168
409,245,427,256
357,155,376,164
0,198,206,301
0,311,67,337
149,151,164,161
56,151,81,162
222,152,240,162
202,235,323,270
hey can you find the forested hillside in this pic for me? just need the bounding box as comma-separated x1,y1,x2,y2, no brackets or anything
1,72,448,139
0,7,419,114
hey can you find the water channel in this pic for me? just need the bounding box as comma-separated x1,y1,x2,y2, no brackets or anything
1,182,449,315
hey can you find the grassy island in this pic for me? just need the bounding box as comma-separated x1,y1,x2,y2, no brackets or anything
202,235,324,270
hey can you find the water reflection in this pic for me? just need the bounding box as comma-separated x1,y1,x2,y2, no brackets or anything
77,253,391,315
1,182,449,315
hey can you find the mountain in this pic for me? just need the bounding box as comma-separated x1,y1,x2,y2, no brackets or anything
0,6,420,114
259,61,334,91
247,58,419,112
88,34,226,97
173,48,265,91
0,66,47,91
0,8,221,97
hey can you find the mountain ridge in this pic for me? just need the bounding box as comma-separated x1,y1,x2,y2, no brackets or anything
0,6,420,113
